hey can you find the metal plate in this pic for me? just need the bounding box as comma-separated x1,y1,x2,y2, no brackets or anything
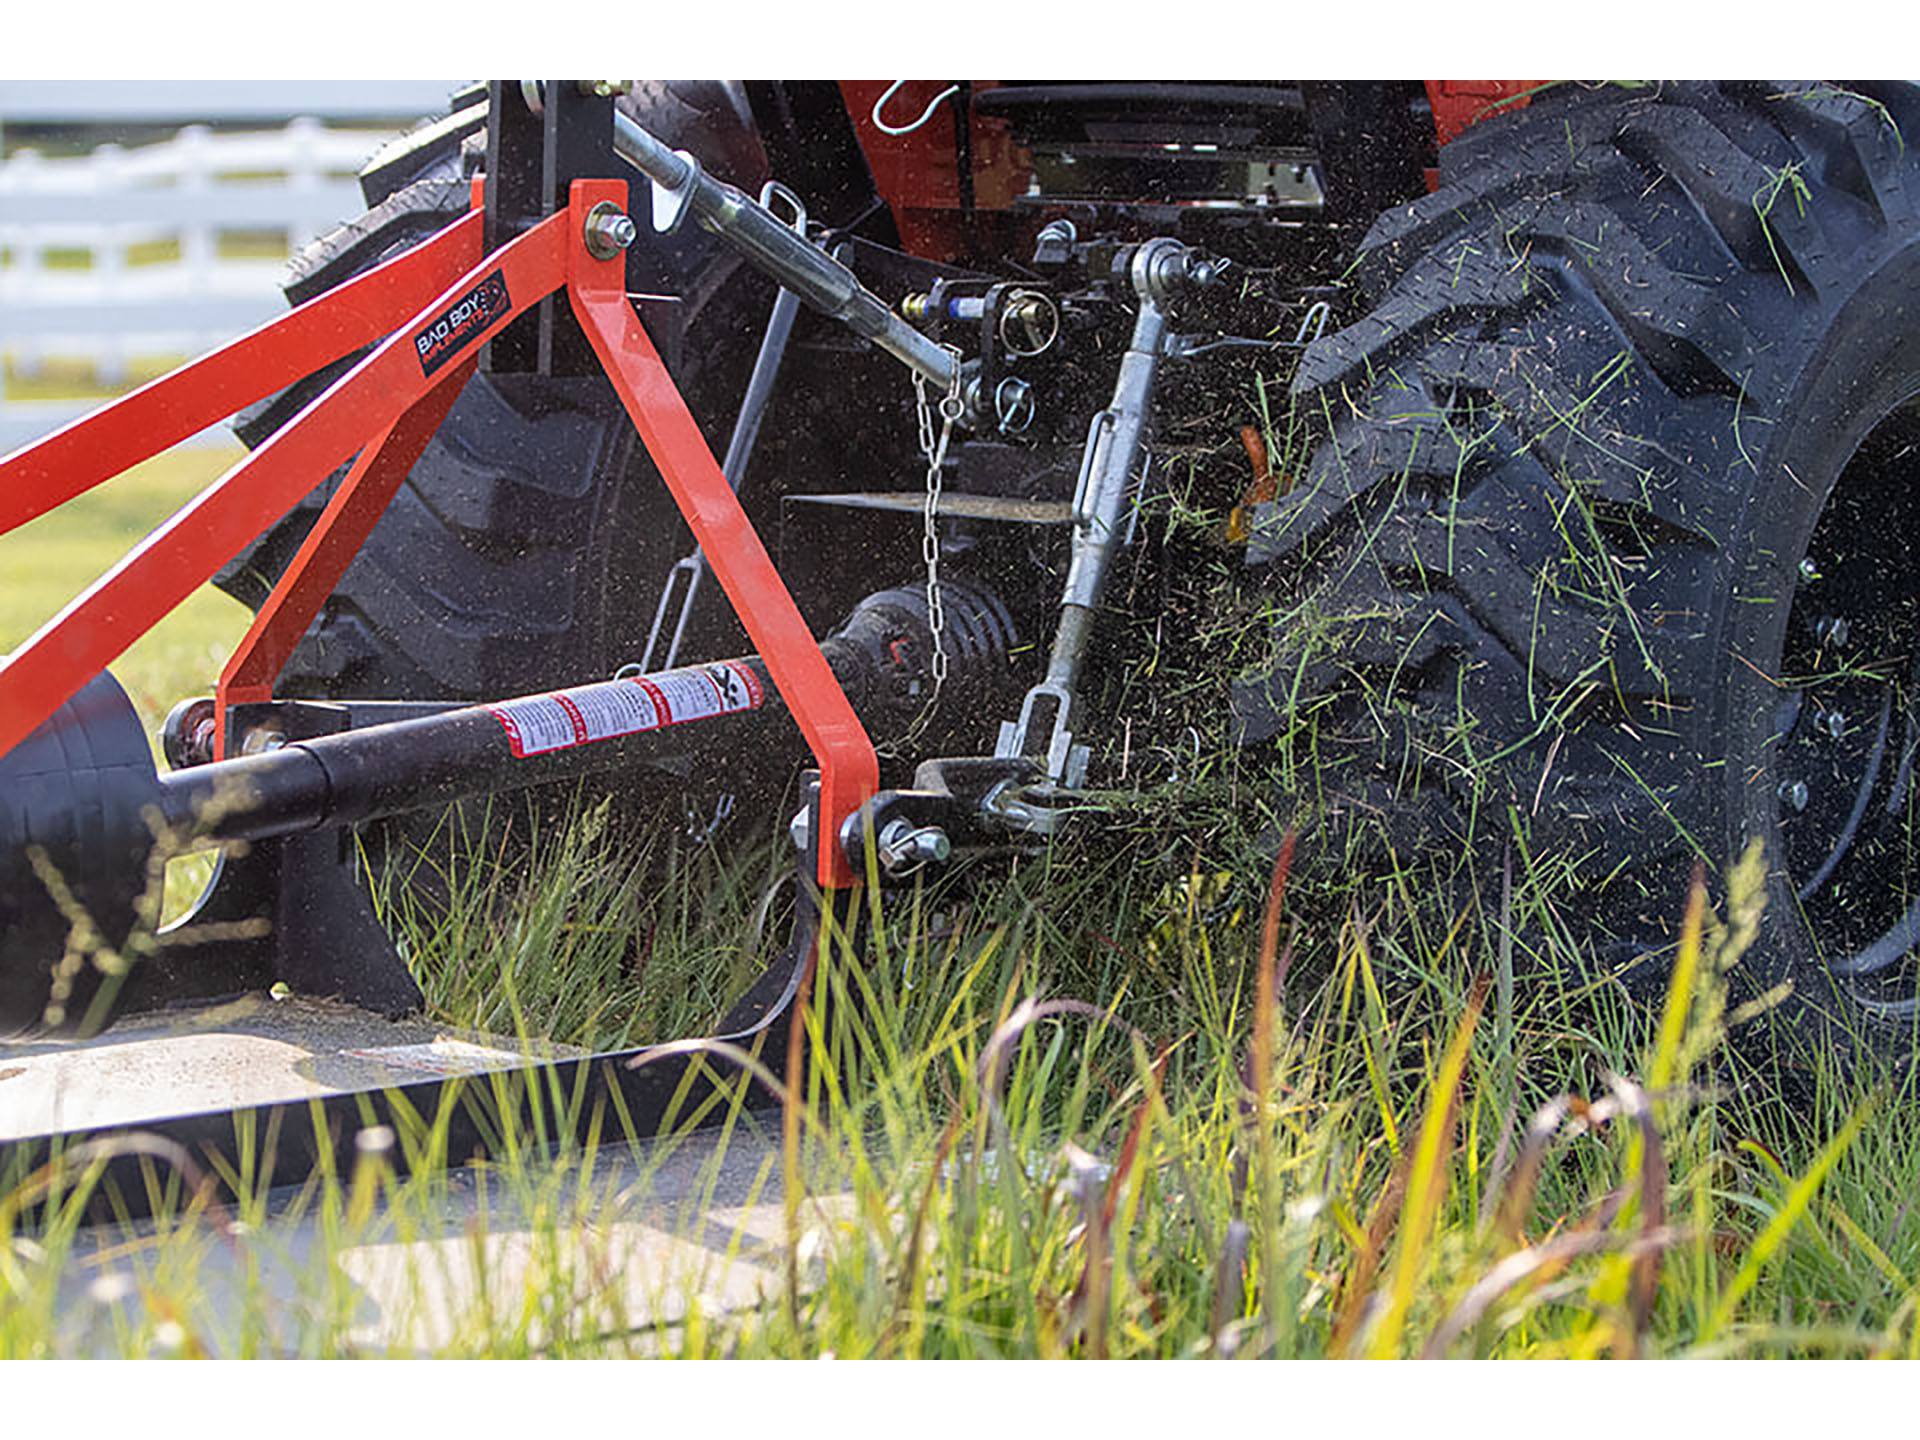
0,995,579,1143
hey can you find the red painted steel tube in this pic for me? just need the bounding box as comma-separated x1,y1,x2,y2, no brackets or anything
0,211,483,538
566,178,878,888
0,213,570,761
215,358,475,756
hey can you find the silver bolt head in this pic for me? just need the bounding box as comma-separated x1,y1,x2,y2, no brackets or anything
583,204,638,259
787,806,812,855
239,728,287,755
1818,709,1847,739
580,80,633,98
877,818,951,874
1778,779,1810,812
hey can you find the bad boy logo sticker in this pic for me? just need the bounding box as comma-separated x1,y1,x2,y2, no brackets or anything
414,268,511,376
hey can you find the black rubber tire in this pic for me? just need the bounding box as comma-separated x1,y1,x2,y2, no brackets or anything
216,83,772,701
1232,81,1920,1060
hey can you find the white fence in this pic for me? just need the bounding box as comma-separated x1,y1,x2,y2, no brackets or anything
0,117,384,450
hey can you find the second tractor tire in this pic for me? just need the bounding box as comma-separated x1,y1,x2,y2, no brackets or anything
1235,81,1920,1059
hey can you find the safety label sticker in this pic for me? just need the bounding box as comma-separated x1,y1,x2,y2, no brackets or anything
486,660,763,758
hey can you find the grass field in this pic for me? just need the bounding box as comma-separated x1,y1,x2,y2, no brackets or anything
0,445,253,740
5,810,1919,1358
1,443,1916,1360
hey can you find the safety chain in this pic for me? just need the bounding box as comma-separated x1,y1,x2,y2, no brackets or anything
904,346,965,746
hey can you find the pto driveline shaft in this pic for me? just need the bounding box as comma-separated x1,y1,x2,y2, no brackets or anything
149,573,992,846
157,658,778,846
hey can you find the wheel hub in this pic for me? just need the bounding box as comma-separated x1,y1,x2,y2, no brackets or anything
1778,397,1920,1012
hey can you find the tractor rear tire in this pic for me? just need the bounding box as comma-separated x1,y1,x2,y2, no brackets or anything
215,83,772,701
1234,81,1920,1063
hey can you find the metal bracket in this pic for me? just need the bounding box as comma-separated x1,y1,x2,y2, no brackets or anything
836,755,1045,883
649,149,702,233
994,680,1090,788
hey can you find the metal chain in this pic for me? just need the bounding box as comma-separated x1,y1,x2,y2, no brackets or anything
904,346,965,746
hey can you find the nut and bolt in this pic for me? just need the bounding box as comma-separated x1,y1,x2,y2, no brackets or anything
1814,616,1851,647
1778,778,1810,812
578,80,634,98
583,202,638,260
187,713,218,761
877,818,952,876
162,695,220,769
787,805,813,855
1816,708,1847,740
239,728,287,756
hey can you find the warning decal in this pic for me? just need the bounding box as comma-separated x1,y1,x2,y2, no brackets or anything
486,661,763,758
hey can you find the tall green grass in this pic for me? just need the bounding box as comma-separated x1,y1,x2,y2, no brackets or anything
2,378,1912,1357
6,803,1915,1358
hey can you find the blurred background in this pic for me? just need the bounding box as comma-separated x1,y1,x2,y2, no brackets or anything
0,81,464,824
0,79,459,446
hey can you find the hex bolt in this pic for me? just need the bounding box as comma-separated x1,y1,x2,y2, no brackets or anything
1815,616,1851,647
1778,778,1810,812
583,202,638,260
787,806,812,855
